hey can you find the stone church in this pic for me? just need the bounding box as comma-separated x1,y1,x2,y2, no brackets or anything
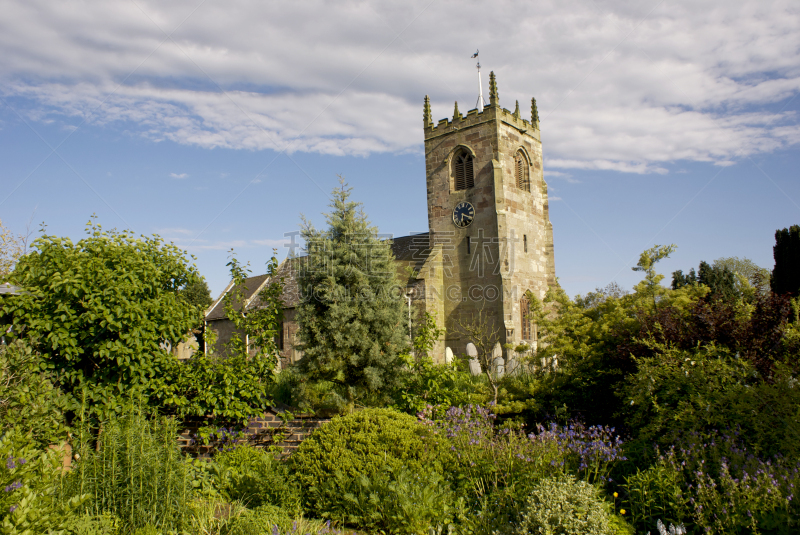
205,72,556,366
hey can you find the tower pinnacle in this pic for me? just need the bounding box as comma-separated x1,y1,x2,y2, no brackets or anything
423,95,432,127
531,97,540,128
489,71,498,108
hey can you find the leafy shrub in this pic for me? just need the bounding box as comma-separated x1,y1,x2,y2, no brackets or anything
227,504,329,535
63,513,121,535
213,445,301,514
515,476,612,535
0,428,87,535
0,338,70,447
310,464,453,534
289,408,445,512
64,408,194,533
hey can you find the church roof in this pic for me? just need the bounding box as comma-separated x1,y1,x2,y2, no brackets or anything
206,234,431,322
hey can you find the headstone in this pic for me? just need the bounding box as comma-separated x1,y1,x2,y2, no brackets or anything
466,343,481,375
492,342,504,376
445,346,454,365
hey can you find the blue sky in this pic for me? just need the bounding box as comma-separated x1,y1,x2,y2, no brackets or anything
1,0,798,299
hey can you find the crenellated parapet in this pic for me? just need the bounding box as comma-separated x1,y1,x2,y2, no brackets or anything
423,72,541,142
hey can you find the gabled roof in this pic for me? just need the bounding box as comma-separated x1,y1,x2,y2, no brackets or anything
205,273,271,321
206,235,432,321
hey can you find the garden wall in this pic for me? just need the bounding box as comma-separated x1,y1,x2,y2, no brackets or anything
178,407,330,458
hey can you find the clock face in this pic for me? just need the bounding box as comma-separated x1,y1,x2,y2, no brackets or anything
452,201,475,228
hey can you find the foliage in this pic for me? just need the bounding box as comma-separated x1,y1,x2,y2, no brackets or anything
394,356,475,415
213,445,301,514
620,343,800,457
224,504,330,535
772,224,800,297
412,311,445,360
179,276,214,313
0,219,25,281
514,475,612,535
0,338,70,447
289,408,445,513
62,513,121,535
625,433,799,534
296,179,408,404
713,256,771,296
218,252,283,361
63,407,195,533
157,349,277,424
2,220,203,420
632,244,677,307
672,261,738,302
310,464,453,535
418,405,626,534
0,428,87,535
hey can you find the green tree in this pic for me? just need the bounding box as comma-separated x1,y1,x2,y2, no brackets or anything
713,256,770,294
179,276,214,311
673,261,738,301
771,225,800,297
296,179,408,405
632,244,676,307
1,220,203,419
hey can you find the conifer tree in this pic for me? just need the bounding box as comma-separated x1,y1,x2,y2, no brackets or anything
296,179,408,404
771,225,800,297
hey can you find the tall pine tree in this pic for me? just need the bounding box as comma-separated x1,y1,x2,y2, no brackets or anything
771,225,800,297
296,179,408,404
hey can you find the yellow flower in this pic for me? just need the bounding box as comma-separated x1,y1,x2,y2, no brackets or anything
613,492,618,498
620,509,626,515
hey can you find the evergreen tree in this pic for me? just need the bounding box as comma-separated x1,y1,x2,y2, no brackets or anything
295,179,408,404
771,225,800,297
672,261,737,301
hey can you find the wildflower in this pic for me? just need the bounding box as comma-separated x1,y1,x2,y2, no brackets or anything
9,505,16,513
620,509,626,515
613,492,618,498
5,457,15,470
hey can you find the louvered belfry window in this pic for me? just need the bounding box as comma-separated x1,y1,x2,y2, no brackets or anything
515,151,530,192
520,295,531,340
454,151,474,191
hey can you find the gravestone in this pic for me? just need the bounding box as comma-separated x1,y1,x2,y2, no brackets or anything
492,342,504,376
466,343,481,375
445,346,454,365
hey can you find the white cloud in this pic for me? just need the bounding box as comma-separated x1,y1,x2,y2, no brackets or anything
0,0,798,173
169,172,188,179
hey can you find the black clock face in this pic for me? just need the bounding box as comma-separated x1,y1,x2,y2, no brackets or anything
453,201,475,228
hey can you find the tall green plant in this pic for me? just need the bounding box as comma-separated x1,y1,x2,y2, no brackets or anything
296,179,408,404
65,406,194,533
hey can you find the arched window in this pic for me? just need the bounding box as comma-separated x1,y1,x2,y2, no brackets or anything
515,150,530,192
520,295,531,340
454,150,475,191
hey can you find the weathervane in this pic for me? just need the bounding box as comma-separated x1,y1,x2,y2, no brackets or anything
472,50,485,113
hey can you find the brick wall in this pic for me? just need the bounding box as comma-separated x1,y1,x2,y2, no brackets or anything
178,408,330,458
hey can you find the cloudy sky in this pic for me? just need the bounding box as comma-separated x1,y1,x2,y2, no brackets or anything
1,0,798,297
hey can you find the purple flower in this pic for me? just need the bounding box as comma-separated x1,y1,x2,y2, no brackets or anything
8,505,16,513
5,457,15,470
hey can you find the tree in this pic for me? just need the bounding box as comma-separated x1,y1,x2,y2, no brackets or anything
296,179,408,405
673,261,738,301
1,220,203,419
771,225,800,297
0,219,24,281
180,276,214,311
632,244,676,307
713,256,770,295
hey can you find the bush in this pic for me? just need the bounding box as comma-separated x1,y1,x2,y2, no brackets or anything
213,445,301,514
310,464,453,535
64,408,194,533
0,338,70,447
515,476,612,535
289,408,445,513
0,428,86,535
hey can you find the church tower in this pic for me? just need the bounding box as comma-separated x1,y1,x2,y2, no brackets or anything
423,72,556,354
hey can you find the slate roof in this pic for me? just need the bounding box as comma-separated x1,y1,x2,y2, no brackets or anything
390,233,431,264
205,273,270,321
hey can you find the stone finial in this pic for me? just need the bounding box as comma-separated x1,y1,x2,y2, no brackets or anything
531,97,540,128
423,95,432,127
453,101,462,121
489,71,498,107
513,100,520,119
